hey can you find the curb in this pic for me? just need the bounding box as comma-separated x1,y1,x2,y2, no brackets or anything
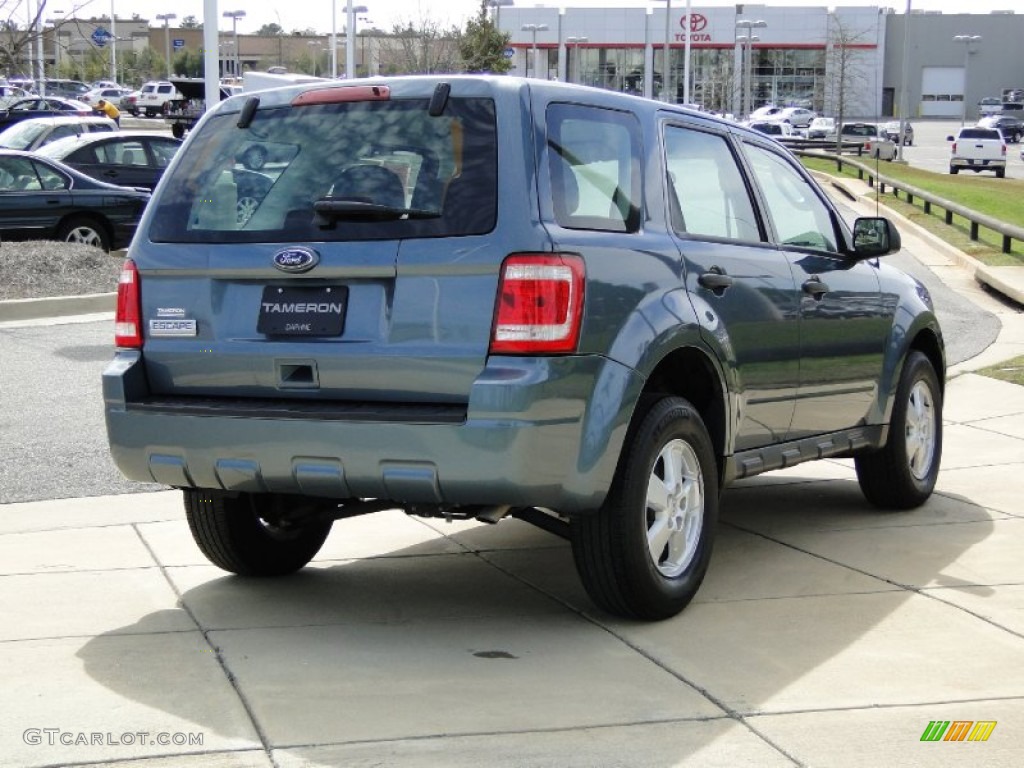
0,292,115,322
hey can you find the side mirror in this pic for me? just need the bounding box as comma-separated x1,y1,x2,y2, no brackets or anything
851,217,901,259
946,135,955,142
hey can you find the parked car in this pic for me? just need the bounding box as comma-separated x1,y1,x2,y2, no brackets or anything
748,119,794,138
0,115,117,152
947,126,1006,177
881,120,914,146
978,96,1003,116
0,149,149,250
840,122,897,160
121,91,140,115
806,116,836,140
35,131,182,190
977,114,1023,143
104,76,945,621
36,78,90,100
80,87,133,108
773,106,817,128
132,81,183,117
748,105,783,120
0,97,92,131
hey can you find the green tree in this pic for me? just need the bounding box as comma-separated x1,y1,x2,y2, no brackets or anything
256,23,283,37
459,0,511,74
180,16,201,30
174,48,203,78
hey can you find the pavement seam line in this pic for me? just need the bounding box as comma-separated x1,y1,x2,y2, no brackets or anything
129,522,282,768
28,746,269,768
722,520,1024,642
467,547,807,768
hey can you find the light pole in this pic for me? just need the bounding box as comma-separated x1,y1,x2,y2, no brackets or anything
487,0,514,30
736,19,767,119
896,0,911,161
344,4,369,80
657,0,672,102
46,12,65,76
521,23,548,79
223,10,246,78
566,36,587,84
953,34,981,127
307,41,325,77
156,13,177,79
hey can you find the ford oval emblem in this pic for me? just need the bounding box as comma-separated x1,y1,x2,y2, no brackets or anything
272,247,320,273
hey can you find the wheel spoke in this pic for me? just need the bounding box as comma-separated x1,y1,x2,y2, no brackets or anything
647,515,672,564
647,472,671,515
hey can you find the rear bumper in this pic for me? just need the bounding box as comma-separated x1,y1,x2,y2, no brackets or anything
103,351,643,514
950,157,1005,169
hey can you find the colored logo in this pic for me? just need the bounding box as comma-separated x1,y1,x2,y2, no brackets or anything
920,721,997,742
683,13,708,33
272,247,320,273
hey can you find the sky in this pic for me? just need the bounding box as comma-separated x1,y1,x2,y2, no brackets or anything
41,0,1023,35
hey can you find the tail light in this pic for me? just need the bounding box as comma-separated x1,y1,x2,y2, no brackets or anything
114,259,142,348
490,254,585,355
951,142,957,154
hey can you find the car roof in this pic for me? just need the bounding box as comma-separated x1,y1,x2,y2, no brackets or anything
0,115,116,131
37,131,180,157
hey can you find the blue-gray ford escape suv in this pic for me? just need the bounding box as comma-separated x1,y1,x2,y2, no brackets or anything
104,76,944,620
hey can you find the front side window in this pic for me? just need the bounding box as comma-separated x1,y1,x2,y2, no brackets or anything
664,125,760,242
149,95,497,243
742,142,838,252
546,103,642,233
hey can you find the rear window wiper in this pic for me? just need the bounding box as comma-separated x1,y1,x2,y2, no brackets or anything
313,198,440,222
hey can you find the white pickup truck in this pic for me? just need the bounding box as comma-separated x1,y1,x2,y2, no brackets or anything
947,127,1007,177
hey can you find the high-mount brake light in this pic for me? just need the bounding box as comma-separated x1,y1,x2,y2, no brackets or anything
490,254,585,355
291,85,391,106
114,259,142,348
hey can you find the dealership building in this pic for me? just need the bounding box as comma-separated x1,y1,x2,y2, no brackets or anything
498,5,1024,120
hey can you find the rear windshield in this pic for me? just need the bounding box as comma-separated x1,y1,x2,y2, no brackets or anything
959,128,1001,140
0,120,46,150
149,95,498,243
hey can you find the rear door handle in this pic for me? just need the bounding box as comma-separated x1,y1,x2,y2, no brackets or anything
698,268,734,295
802,277,830,299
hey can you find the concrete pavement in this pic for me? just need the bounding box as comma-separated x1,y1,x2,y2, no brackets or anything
3,364,1024,768
2,175,1024,768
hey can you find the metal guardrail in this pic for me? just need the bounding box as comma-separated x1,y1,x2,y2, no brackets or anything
793,148,1024,255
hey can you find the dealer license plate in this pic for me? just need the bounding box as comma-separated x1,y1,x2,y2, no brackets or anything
257,285,347,337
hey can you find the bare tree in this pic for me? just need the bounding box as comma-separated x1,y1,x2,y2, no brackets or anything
824,13,874,147
1,1,119,82
388,11,462,75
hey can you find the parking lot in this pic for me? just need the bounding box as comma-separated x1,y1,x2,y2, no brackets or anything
3,100,1024,768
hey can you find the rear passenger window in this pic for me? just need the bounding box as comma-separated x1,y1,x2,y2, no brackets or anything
664,126,760,242
546,104,642,233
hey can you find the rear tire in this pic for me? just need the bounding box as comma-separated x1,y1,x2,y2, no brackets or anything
184,490,332,576
855,351,942,510
57,216,110,251
996,168,1006,179
949,167,958,175
571,397,718,620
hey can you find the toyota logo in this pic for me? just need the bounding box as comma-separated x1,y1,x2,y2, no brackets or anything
272,247,320,273
681,13,708,33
